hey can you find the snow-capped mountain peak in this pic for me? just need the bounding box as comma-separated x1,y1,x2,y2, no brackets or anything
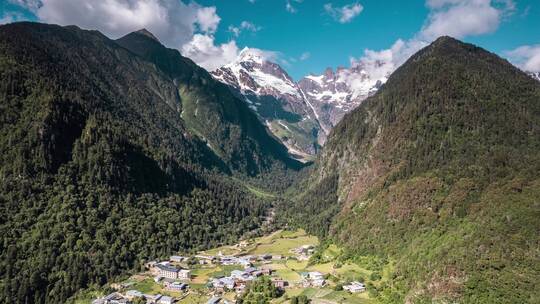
297,64,386,129
211,51,390,159
212,48,302,99
235,47,265,65
529,71,540,82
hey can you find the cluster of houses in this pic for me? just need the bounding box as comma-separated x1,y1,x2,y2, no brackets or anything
91,291,175,304
209,265,287,294
93,242,364,304
195,253,283,266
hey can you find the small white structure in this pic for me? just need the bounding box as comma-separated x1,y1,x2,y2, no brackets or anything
158,295,174,304
308,272,324,280
170,255,185,262
344,281,366,293
125,290,143,299
179,269,191,279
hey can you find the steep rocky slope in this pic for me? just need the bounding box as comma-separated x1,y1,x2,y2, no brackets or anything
298,65,384,132
212,48,324,159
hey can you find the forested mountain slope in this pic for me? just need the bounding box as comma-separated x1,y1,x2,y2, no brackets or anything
286,37,540,303
115,30,301,175
0,22,295,303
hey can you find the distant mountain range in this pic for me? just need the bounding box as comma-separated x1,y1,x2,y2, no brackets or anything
212,48,385,159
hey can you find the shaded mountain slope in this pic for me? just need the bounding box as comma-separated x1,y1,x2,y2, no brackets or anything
116,30,301,175
287,37,540,303
0,22,291,304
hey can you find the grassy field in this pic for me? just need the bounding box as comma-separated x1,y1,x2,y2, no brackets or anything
176,293,209,304
130,278,182,297
246,230,318,257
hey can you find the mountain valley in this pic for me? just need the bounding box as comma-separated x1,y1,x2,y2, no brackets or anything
0,21,539,304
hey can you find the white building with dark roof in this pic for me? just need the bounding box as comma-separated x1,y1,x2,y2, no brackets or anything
156,264,180,279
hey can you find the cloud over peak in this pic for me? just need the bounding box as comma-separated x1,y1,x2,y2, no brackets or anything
18,0,220,50
505,44,540,72
324,2,363,23
420,0,512,40
348,0,515,84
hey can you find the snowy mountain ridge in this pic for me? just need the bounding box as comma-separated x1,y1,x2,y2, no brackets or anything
211,48,388,158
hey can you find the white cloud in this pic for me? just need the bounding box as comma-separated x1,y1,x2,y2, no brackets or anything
299,52,311,61
286,1,297,13
228,21,261,37
324,2,363,23
8,0,42,11
0,16,13,25
195,6,220,34
346,0,514,83
181,34,240,71
12,0,220,50
420,0,503,40
0,12,24,24
286,0,303,13
505,44,540,72
7,0,274,72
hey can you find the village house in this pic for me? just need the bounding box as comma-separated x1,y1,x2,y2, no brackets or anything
156,264,181,279
163,279,188,291
271,278,288,289
170,255,186,263
125,290,143,300
195,254,215,264
312,279,326,287
207,296,221,304
308,272,324,280
211,277,235,291
259,254,272,261
234,283,247,293
179,269,191,279
343,281,366,293
260,267,272,275
143,293,162,303
220,256,237,265
92,292,130,304
300,271,326,287
230,270,246,280
158,295,174,304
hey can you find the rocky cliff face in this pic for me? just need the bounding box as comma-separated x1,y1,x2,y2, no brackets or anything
298,65,384,133
212,48,324,160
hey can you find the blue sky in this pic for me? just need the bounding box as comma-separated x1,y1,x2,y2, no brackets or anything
1,0,539,79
